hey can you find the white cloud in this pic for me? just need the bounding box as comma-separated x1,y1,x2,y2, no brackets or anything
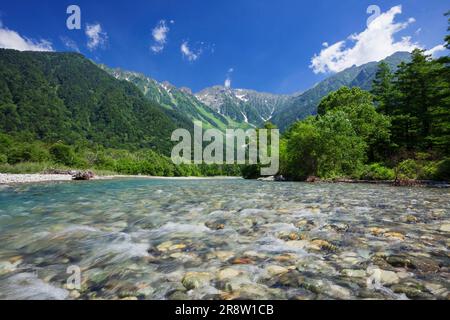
151,20,170,53
181,41,201,61
60,36,79,52
85,23,108,51
0,21,53,51
311,5,419,74
425,44,447,58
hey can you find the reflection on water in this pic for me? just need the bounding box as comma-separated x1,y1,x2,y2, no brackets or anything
0,178,449,300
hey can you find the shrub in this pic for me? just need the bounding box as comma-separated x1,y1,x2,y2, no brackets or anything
0,153,7,164
435,158,450,181
361,163,395,180
7,143,50,164
49,143,78,166
0,162,51,174
241,164,261,179
396,159,422,180
420,162,439,180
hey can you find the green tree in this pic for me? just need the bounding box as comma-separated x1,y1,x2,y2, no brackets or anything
318,87,391,161
49,143,78,166
393,49,448,152
282,112,366,180
371,62,398,115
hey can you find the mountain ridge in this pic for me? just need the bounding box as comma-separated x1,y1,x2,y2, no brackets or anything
195,52,411,131
100,66,247,131
0,49,191,155
271,51,412,130
100,51,411,132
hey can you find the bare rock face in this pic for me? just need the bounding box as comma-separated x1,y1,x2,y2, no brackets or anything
72,171,95,181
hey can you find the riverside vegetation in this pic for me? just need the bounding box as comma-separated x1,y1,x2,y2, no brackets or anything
251,14,450,182
275,45,450,182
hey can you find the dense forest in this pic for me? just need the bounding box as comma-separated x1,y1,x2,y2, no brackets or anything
276,13,450,182
0,49,240,176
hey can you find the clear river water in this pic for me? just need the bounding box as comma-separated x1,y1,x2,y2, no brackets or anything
0,178,448,300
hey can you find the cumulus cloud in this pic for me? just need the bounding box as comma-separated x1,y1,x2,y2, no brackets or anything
425,44,447,58
181,41,201,61
151,20,170,53
60,36,79,52
311,5,419,74
0,21,53,51
85,23,108,50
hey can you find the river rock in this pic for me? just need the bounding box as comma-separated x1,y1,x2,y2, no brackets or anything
69,290,81,299
298,278,351,299
210,251,235,262
367,267,399,286
0,260,20,275
274,253,298,263
391,281,432,299
384,232,406,241
385,254,440,273
285,240,309,249
182,272,211,290
234,284,272,300
327,284,352,300
369,227,388,236
296,258,337,275
385,255,415,269
342,269,366,278
338,251,363,266
72,171,95,181
205,220,226,230
424,283,448,297
310,239,338,251
232,257,254,265
402,215,419,224
217,268,241,281
168,291,190,300
266,265,289,277
439,224,450,232
156,241,186,253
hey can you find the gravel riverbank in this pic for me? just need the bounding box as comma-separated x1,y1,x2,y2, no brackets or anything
0,173,241,185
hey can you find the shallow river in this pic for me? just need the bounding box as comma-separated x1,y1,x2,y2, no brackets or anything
0,178,449,300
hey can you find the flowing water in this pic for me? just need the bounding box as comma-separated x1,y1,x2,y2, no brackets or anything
0,178,449,300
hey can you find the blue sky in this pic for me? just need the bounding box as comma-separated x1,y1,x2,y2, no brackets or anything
0,0,448,94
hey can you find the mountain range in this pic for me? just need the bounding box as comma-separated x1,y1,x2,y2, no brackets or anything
0,49,411,156
100,66,247,131
104,51,411,131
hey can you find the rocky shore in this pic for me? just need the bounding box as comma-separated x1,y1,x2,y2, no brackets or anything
0,173,241,185
258,175,450,188
0,173,74,185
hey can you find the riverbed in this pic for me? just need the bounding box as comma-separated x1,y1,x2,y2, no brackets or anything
0,178,448,300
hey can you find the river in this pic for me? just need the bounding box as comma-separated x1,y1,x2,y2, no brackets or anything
0,178,448,300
